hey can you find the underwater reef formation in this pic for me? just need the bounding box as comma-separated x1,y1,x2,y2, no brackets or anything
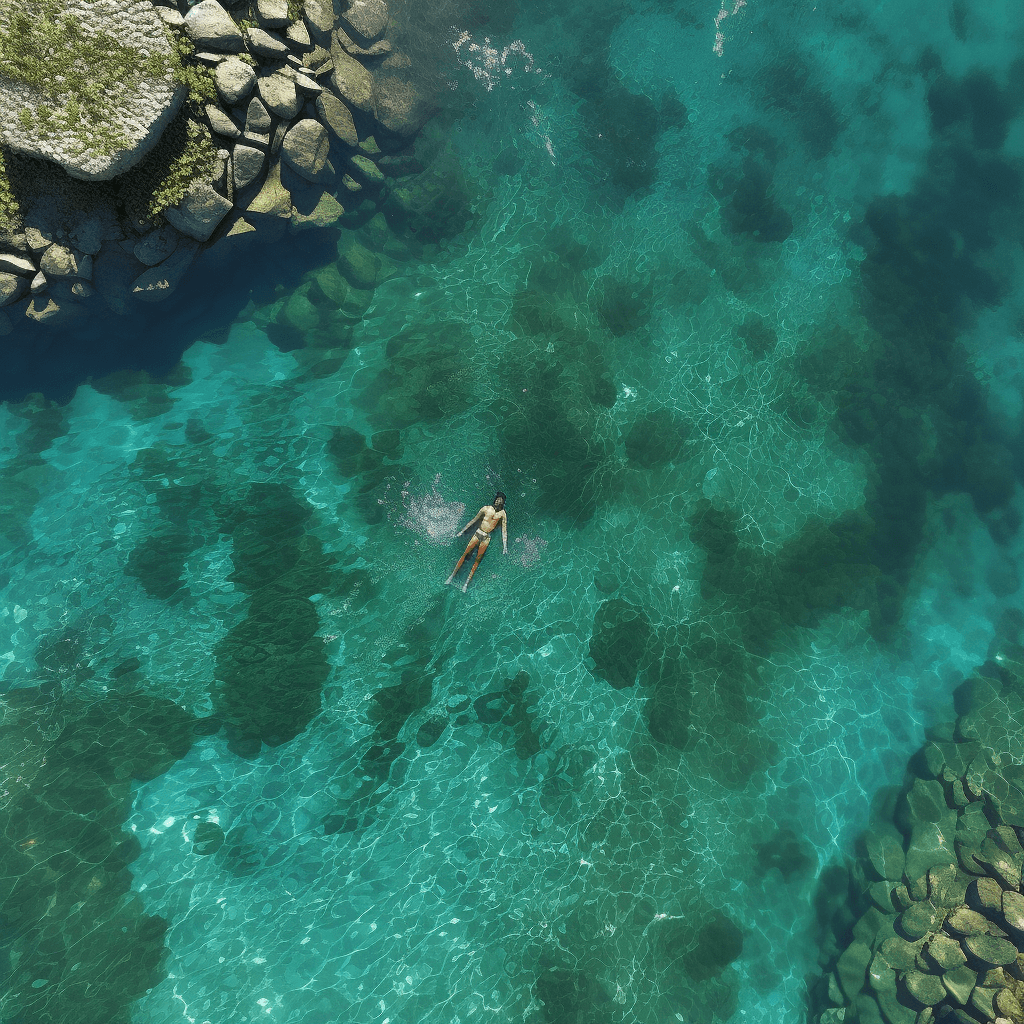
812,642,1024,1024
0,0,440,329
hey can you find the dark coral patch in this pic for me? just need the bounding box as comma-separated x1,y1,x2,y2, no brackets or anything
214,483,334,755
0,685,198,1024
623,408,692,469
589,598,652,689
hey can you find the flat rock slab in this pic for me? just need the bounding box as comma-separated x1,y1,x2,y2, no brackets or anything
340,0,388,44
183,0,243,51
0,254,35,275
317,91,358,146
0,0,186,179
281,119,329,180
259,73,301,119
131,240,198,301
330,45,374,112
256,0,290,27
245,26,290,58
39,245,80,278
903,970,945,1007
163,182,233,241
0,272,26,306
963,932,1019,966
233,143,266,190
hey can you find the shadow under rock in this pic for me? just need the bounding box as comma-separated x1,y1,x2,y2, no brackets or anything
0,227,341,405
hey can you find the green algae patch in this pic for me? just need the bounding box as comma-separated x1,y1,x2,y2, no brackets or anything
214,483,334,755
0,685,199,1024
0,146,20,231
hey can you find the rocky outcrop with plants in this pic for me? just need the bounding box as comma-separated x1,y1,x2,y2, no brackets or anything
812,642,1024,1024
0,0,438,329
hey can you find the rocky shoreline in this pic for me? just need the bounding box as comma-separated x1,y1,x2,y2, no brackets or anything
0,0,438,330
812,641,1024,1024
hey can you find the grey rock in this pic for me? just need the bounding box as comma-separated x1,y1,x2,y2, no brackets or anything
246,97,274,134
259,73,302,119
29,271,47,295
216,58,258,105
0,272,26,306
942,964,978,1005
977,835,1023,889
837,939,872,1000
183,0,244,51
27,296,80,325
372,73,435,136
967,877,1004,916
945,905,1006,937
341,172,361,192
69,215,106,255
134,226,182,266
132,241,199,302
903,971,945,1007
77,255,94,282
245,27,291,58
336,23,391,57
294,73,322,95
350,153,384,185
927,932,968,971
964,932,1019,966
879,936,922,972
163,183,234,241
281,119,329,180
39,245,79,278
24,227,53,253
71,281,94,299
233,144,266,190
1003,888,1024,933
0,254,35,275
307,45,332,74
247,159,292,219
195,51,230,65
206,104,242,139
970,985,998,1019
996,986,1024,1020
907,820,959,885
287,20,312,49
899,901,941,941
330,45,374,112
256,0,290,27
317,91,358,146
156,6,185,27
303,0,338,43
340,0,388,44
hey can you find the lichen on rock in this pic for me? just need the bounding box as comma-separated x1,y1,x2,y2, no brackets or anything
0,0,186,179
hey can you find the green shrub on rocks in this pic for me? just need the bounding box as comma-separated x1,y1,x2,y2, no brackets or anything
0,146,20,231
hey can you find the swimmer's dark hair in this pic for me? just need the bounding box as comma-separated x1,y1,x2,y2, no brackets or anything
494,491,507,505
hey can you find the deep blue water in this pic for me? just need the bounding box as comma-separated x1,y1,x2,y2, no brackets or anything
3,0,1024,1022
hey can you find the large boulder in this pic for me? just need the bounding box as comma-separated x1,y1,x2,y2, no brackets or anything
0,0,186,179
163,182,234,241
281,119,330,181
182,0,243,51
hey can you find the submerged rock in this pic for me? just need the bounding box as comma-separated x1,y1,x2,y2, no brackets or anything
811,643,1024,1024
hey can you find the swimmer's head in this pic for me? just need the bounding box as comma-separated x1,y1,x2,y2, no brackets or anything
493,491,506,509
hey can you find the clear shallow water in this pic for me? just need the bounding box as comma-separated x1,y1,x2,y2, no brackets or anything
3,0,1024,1022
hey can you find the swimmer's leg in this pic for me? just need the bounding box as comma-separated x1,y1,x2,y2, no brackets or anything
463,539,488,592
446,537,478,584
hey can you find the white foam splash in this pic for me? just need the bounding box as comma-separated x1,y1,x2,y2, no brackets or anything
401,476,466,545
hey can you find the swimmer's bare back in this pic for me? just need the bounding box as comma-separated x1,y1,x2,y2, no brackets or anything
446,492,508,592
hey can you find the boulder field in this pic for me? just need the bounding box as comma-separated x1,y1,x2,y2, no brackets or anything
0,0,438,329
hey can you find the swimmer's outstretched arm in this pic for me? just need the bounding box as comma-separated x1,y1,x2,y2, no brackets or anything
501,512,508,553
457,507,486,537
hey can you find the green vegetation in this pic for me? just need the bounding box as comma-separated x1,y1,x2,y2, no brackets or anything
0,147,20,232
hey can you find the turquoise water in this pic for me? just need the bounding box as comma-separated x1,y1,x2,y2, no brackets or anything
3,0,1024,1021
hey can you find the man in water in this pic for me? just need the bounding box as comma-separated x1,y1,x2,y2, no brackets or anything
446,492,508,592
